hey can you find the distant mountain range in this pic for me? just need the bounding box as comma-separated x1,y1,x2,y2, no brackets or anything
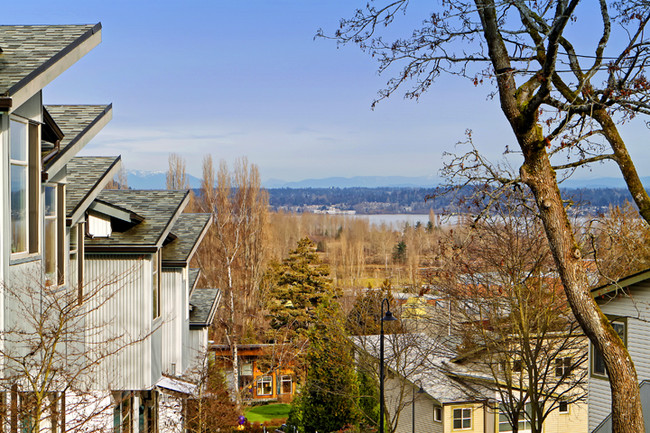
125,170,650,190
126,170,202,190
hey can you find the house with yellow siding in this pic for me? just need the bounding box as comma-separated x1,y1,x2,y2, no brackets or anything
353,332,588,433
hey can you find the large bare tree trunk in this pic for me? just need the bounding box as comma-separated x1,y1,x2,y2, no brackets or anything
476,0,644,431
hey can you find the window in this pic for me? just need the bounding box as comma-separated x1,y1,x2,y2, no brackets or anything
43,186,57,283
11,120,28,254
592,318,626,378
256,376,273,396
10,119,39,256
280,375,292,394
433,406,442,422
499,404,531,433
555,357,572,377
241,362,253,376
512,359,523,373
558,401,569,414
452,407,472,430
152,251,160,319
113,392,133,433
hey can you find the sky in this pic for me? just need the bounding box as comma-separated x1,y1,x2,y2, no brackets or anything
6,1,650,184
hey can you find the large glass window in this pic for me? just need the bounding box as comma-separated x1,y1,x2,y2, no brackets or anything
44,186,57,284
10,120,28,254
592,319,626,377
452,407,472,430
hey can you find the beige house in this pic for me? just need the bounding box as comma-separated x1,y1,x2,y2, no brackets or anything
354,327,588,433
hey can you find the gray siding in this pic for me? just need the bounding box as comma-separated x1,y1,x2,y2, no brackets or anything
85,254,154,390
590,281,650,431
161,269,183,375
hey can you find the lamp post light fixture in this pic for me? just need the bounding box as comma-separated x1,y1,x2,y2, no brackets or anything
412,381,426,433
379,298,397,433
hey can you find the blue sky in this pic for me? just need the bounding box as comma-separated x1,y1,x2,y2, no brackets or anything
8,1,649,183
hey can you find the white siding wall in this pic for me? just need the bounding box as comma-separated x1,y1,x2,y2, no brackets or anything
85,254,154,390
589,281,650,431
161,269,183,375
188,328,208,373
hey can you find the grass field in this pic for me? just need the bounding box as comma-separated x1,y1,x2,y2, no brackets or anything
245,403,291,423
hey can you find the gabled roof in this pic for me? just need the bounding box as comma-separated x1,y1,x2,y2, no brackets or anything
44,105,113,177
65,156,121,225
162,214,212,267
352,333,493,404
189,288,221,329
0,24,102,110
188,269,201,295
85,190,189,252
591,267,650,298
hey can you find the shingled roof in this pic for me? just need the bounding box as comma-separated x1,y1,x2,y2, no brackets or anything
189,288,220,329
86,190,189,251
188,269,201,294
0,24,101,108
43,105,112,175
162,214,212,266
66,156,121,223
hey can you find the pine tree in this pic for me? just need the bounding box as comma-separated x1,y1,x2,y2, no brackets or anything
292,301,361,433
267,238,339,340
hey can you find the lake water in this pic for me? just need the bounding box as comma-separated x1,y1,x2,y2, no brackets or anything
350,214,464,228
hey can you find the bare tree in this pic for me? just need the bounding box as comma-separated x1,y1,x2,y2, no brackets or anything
324,1,650,429
195,156,269,403
104,164,128,190
436,200,587,433
0,267,146,433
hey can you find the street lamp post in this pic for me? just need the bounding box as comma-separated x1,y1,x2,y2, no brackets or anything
412,382,425,433
380,298,397,433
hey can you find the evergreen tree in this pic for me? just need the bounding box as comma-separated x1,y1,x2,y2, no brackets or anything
267,238,339,340
297,301,361,433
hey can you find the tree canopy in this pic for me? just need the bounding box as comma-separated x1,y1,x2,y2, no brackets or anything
325,1,650,431
267,238,340,340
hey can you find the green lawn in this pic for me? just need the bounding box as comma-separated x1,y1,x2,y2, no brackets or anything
245,403,291,423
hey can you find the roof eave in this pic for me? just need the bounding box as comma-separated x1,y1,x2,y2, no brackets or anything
154,191,191,249
591,268,650,298
8,23,102,111
85,245,158,253
68,156,122,226
46,104,113,178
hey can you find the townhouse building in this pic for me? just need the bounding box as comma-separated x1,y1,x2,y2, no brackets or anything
0,23,219,432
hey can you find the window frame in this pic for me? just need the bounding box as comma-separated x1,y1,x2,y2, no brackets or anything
558,401,569,414
256,375,273,396
591,317,627,379
9,117,40,259
498,403,532,433
43,184,59,286
152,250,161,320
280,375,292,395
433,406,442,423
555,356,572,378
452,407,472,430
10,118,29,256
